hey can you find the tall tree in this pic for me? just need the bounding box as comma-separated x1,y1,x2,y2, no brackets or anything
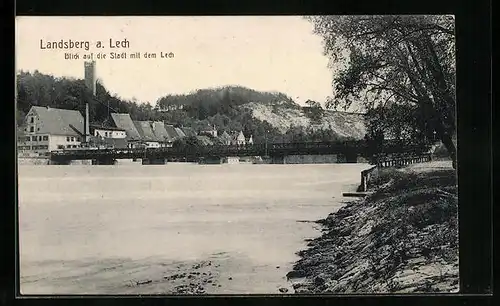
307,15,456,168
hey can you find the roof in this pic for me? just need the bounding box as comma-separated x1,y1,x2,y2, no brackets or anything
175,127,186,138
133,121,160,141
90,124,126,131
200,125,216,132
196,135,214,146
151,121,173,142
165,124,180,140
29,106,84,136
181,127,197,137
230,131,245,141
111,113,141,140
219,131,232,142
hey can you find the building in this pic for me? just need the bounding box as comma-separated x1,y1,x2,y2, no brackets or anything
199,125,218,138
218,131,232,146
174,127,186,138
230,131,246,146
164,124,182,142
196,135,215,146
151,121,174,147
90,124,127,139
133,121,161,148
88,135,128,149
17,106,86,155
110,113,143,148
181,127,197,138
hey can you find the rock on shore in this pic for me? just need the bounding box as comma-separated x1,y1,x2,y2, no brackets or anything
287,162,459,293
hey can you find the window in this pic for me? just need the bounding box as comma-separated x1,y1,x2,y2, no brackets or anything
66,137,70,142
29,126,34,132
105,132,108,137
77,137,81,142
57,145,65,149
71,137,75,142
43,136,48,141
38,136,42,141
30,117,34,123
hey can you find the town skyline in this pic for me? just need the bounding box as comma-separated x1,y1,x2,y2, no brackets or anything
16,16,335,106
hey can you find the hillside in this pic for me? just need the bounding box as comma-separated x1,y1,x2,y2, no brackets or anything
242,102,366,139
156,85,297,110
16,71,367,143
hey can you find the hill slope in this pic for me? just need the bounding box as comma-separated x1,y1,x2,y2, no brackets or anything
242,102,366,139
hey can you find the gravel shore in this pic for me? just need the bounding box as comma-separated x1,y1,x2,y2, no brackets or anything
287,161,459,293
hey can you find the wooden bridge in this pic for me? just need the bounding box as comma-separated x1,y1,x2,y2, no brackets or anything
49,140,429,165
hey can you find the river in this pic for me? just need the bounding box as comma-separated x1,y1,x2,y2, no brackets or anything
18,163,369,295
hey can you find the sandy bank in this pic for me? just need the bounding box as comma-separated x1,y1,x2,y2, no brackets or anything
287,161,459,293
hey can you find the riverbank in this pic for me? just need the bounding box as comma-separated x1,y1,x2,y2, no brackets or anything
287,161,459,293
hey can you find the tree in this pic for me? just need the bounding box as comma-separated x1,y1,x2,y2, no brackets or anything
304,99,324,123
307,15,457,168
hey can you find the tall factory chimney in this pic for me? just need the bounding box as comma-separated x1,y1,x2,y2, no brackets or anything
83,61,96,143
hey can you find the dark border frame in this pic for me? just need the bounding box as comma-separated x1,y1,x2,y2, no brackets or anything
2,0,493,305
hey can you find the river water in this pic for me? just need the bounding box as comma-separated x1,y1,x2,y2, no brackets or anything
18,163,369,295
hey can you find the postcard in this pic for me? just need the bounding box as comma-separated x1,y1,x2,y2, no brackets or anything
16,15,458,295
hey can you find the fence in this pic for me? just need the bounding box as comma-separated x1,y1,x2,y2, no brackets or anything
357,153,432,192
358,165,379,192
376,153,432,168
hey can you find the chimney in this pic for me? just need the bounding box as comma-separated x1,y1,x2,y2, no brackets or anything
85,103,90,142
83,61,96,143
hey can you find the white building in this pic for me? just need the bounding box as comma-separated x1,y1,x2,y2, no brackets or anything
17,106,86,155
91,125,127,139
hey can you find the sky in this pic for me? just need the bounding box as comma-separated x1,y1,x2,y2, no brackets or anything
16,16,334,106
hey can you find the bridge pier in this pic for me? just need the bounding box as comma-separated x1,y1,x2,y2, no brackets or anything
199,157,222,164
271,156,286,164
336,152,358,163
49,159,71,165
142,157,167,165
92,157,116,165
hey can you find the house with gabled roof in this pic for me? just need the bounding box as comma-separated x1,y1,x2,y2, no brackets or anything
133,121,161,148
246,135,254,145
164,124,181,141
90,124,127,139
181,127,197,138
230,131,246,146
196,135,215,146
110,113,143,148
218,130,232,145
151,121,173,147
17,106,86,155
174,127,186,138
200,125,218,138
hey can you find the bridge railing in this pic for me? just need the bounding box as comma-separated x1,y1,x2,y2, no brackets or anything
49,140,429,160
